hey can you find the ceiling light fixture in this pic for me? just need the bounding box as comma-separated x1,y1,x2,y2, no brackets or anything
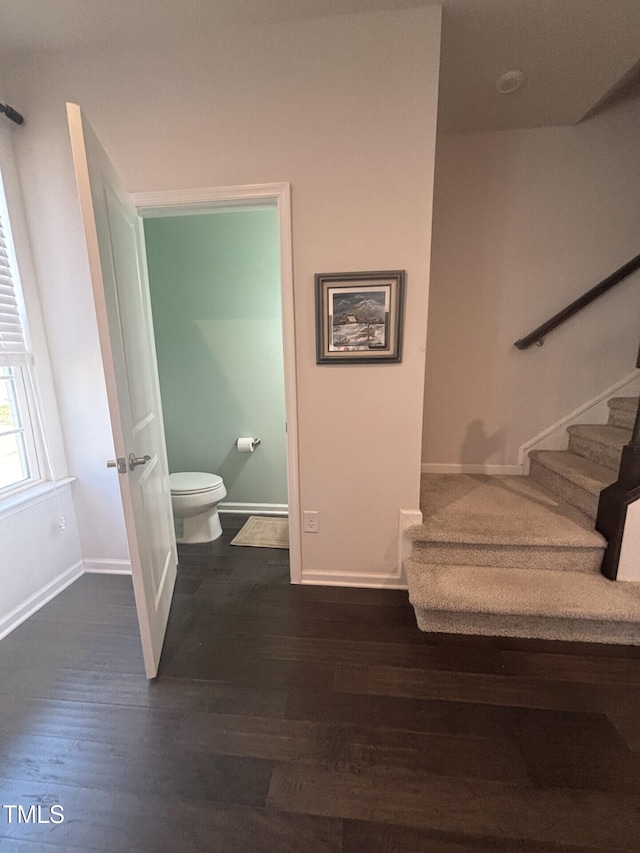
495,70,525,95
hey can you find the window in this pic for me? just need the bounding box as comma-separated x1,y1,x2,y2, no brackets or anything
0,365,38,492
0,158,41,495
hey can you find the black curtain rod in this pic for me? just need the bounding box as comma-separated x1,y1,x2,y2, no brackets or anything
0,103,24,125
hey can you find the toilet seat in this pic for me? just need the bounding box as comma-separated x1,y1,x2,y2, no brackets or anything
170,471,227,544
170,471,224,495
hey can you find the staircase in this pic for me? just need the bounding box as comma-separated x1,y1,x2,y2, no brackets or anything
406,397,640,644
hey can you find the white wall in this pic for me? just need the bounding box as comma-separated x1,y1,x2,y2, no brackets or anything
423,97,640,468
0,106,84,633
5,7,442,585
0,77,130,565
0,484,83,637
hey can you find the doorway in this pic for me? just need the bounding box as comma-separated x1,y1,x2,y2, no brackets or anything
132,184,300,583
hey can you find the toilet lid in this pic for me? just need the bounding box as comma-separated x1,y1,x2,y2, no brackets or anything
170,471,224,494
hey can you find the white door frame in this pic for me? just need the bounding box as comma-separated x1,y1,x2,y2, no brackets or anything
131,183,301,584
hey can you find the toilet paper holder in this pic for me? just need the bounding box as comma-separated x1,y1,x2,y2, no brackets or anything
236,437,261,452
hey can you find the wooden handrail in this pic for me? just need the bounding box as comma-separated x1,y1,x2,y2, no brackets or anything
514,253,640,350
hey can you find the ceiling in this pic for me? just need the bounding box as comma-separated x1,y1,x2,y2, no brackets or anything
0,0,639,132
438,0,640,132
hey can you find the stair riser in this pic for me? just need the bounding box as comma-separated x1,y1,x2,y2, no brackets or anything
528,459,599,520
608,408,636,431
411,541,603,573
568,435,622,471
412,607,640,645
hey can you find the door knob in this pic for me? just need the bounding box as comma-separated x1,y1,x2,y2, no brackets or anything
107,457,127,474
129,452,151,470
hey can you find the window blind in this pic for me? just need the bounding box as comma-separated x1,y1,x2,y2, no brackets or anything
0,203,31,366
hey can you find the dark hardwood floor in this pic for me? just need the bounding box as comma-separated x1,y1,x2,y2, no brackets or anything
1,513,639,851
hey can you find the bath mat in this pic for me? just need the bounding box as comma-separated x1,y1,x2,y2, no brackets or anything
231,516,289,549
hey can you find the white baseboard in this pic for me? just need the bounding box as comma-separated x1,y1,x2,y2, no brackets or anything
519,369,640,469
399,508,422,584
299,510,421,589
83,559,132,575
0,560,84,641
421,463,523,475
300,570,408,589
219,502,288,516
422,372,640,477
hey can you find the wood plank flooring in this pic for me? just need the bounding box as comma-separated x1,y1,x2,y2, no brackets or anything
1,513,639,851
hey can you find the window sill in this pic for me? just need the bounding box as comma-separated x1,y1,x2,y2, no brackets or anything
0,476,76,521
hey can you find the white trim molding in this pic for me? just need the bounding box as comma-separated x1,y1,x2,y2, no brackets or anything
0,560,84,641
399,508,422,584
219,502,288,516
519,370,640,470
422,371,640,477
299,509,419,590
0,476,75,521
132,183,283,215
421,463,523,475
83,558,132,574
300,570,408,590
617,496,640,583
131,182,301,586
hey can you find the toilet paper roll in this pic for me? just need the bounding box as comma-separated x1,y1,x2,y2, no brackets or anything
236,437,261,453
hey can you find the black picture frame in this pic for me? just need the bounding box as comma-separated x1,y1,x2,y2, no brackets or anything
315,270,405,364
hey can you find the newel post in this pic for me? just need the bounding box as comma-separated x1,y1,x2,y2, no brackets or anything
596,340,640,579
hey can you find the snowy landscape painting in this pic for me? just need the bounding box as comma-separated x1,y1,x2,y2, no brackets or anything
329,288,388,351
315,271,405,363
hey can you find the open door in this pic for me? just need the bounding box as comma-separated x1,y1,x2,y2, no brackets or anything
67,103,177,677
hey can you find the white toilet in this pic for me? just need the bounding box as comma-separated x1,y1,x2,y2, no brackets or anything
169,471,227,544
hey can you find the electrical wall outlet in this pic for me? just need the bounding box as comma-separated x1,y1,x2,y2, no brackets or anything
303,510,319,533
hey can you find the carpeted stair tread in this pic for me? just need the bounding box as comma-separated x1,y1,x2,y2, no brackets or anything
409,541,601,573
528,449,617,496
527,449,614,521
408,401,638,643
567,423,630,470
608,396,639,411
608,396,639,431
405,560,640,624
409,609,639,643
567,423,632,447
414,474,604,549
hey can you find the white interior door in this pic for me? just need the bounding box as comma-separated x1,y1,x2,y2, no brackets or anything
67,102,177,678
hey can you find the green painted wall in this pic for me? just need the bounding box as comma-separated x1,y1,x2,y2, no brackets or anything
144,209,287,506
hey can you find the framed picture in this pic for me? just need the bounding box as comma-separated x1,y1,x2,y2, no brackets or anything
315,270,405,363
